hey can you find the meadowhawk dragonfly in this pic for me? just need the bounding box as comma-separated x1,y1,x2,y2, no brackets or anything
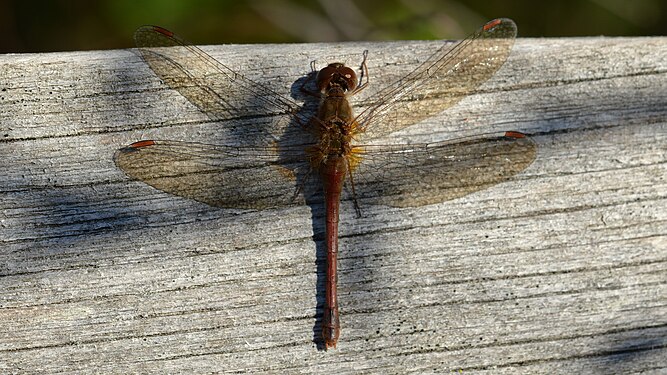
115,18,536,349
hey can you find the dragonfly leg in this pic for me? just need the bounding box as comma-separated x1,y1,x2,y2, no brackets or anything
349,50,369,96
299,64,321,98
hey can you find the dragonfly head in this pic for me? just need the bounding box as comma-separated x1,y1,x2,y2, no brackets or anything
316,63,358,93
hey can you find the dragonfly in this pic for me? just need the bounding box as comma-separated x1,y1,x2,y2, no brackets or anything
115,18,536,350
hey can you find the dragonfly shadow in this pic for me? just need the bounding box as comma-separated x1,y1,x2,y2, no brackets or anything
303,190,329,350
286,71,332,350
113,57,340,350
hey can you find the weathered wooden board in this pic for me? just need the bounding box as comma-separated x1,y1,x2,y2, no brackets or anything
0,36,665,374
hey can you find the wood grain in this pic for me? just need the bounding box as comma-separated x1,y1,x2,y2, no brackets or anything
0,36,665,374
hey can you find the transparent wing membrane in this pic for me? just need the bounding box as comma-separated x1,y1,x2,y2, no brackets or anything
114,140,308,209
349,131,536,207
355,18,517,141
134,25,308,143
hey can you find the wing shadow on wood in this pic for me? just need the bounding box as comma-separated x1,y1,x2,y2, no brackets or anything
0,56,219,275
599,334,666,373
0,174,211,276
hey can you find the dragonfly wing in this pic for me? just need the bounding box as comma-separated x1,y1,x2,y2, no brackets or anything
134,26,309,143
114,140,311,209
355,18,517,141
349,131,536,208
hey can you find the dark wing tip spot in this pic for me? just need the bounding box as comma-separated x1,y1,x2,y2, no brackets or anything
129,140,157,148
117,140,157,154
483,18,503,31
152,26,174,37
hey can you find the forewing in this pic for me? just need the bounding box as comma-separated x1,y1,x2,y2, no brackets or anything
355,18,517,141
134,26,309,142
349,132,536,208
114,140,311,209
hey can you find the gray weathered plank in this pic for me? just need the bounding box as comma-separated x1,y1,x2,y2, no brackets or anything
0,36,666,374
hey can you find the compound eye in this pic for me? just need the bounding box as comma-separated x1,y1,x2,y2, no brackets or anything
338,67,358,91
316,65,337,91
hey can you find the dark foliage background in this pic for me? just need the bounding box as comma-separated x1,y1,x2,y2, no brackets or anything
0,0,665,53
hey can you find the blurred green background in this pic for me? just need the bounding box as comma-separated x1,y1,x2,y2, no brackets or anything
0,0,665,53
